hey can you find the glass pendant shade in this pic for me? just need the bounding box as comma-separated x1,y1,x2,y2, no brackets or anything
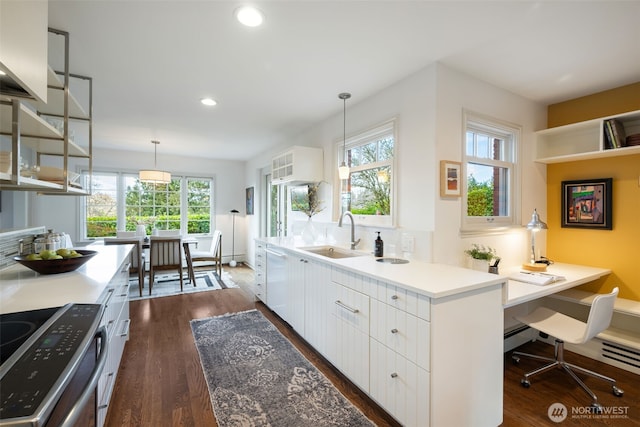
140,140,171,184
338,162,350,180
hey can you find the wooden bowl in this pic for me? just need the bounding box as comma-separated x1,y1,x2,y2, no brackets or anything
14,250,98,274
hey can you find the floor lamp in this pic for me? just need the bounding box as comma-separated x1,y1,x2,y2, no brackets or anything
229,209,239,267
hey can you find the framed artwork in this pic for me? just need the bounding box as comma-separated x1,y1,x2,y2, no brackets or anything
245,187,254,215
561,178,612,229
440,160,462,198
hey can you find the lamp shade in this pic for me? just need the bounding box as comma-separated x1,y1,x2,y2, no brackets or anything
139,169,171,184
139,140,171,184
338,163,350,180
526,208,548,231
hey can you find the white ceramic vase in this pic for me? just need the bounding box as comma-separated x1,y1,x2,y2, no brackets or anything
470,258,489,272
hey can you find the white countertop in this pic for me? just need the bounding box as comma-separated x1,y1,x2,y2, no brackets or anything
503,263,611,308
0,245,132,314
259,237,506,299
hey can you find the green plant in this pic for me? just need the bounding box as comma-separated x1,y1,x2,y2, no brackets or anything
464,244,497,261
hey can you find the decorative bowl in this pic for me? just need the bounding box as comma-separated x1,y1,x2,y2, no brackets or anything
13,250,98,274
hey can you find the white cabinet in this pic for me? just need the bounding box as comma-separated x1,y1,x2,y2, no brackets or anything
96,251,131,427
253,241,267,302
302,259,334,357
535,109,640,163
370,339,429,427
271,145,323,185
332,282,370,392
285,253,308,333
0,0,48,102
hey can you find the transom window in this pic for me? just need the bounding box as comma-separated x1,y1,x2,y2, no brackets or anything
337,120,395,227
83,172,213,239
462,111,520,231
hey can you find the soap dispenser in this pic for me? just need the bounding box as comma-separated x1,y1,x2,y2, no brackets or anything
374,232,384,257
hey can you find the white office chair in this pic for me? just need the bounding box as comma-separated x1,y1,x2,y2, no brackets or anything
512,287,623,411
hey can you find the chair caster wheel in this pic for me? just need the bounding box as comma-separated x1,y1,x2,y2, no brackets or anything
520,379,530,388
613,386,624,397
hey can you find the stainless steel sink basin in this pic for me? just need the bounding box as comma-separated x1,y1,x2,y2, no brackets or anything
376,257,410,264
299,245,365,259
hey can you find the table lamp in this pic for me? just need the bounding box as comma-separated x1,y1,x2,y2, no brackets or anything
523,208,548,271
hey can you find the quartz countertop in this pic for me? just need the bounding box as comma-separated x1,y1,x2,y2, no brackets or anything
0,245,132,314
257,237,506,299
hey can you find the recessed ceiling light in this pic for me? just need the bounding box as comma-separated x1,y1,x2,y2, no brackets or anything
235,6,264,27
201,98,217,106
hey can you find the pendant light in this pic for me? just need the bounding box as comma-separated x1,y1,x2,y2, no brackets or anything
139,140,171,184
338,92,351,180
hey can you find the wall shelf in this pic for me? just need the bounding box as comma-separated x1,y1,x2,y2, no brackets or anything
535,110,640,164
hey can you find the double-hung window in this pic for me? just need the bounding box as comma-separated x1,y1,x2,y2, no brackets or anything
83,172,213,239
462,111,520,232
337,119,396,227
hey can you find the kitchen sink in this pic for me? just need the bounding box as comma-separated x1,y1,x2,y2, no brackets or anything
299,245,365,259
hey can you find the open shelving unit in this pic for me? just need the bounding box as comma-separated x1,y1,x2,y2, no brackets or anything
534,110,640,164
0,28,92,195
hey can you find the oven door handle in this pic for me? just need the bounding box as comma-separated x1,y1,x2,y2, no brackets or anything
59,326,109,427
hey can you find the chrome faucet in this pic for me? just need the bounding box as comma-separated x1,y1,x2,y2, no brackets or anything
338,211,361,250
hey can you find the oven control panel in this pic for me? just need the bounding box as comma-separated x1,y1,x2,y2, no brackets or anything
0,304,103,422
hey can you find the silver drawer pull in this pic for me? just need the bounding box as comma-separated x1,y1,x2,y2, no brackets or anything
391,295,398,300
335,300,359,314
390,373,398,378
391,328,398,334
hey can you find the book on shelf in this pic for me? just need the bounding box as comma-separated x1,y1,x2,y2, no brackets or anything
604,119,627,148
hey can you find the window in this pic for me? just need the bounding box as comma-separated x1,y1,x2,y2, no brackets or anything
337,120,395,227
462,111,520,231
83,172,213,239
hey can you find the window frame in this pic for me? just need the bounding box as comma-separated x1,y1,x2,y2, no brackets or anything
81,170,214,240
334,118,397,228
461,110,521,234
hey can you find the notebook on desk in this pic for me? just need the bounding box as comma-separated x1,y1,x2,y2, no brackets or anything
510,272,566,286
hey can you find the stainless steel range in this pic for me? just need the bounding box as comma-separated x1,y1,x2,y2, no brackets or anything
0,303,107,427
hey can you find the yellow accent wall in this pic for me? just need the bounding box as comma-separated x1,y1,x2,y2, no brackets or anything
547,155,640,300
547,82,640,128
547,83,640,301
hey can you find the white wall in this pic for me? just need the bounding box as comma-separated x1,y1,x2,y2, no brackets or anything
25,147,247,261
244,62,548,271
433,63,548,268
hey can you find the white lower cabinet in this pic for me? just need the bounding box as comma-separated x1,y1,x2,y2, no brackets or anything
254,241,267,302
370,339,430,427
331,282,371,392
96,255,131,427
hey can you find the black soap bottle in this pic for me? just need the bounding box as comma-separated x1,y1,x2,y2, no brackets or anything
374,232,384,257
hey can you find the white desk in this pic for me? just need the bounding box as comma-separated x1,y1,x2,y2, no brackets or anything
503,263,611,308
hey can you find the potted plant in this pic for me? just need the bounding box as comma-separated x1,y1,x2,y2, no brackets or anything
300,182,325,243
464,244,497,271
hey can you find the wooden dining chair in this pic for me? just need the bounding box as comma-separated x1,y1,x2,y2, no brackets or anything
187,230,222,284
104,237,144,297
149,236,191,294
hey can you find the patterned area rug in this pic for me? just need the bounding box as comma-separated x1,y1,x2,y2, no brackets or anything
190,310,375,427
129,269,237,301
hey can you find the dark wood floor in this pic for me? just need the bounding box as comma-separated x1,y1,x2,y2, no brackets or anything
105,265,640,427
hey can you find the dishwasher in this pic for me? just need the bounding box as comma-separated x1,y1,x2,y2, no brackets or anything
265,247,287,320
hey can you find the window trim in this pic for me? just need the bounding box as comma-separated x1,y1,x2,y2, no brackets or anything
333,118,397,228
461,110,521,235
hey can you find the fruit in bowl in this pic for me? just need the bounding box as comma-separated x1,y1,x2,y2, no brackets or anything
14,249,97,274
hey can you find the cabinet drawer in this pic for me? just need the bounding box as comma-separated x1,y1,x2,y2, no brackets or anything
370,299,430,370
332,282,369,334
370,339,430,427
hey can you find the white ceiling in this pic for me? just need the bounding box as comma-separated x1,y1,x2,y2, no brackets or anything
48,1,640,161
